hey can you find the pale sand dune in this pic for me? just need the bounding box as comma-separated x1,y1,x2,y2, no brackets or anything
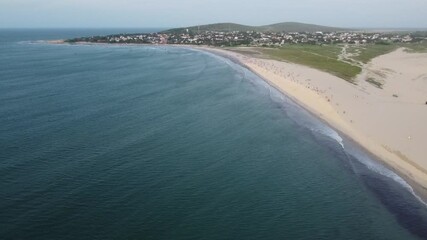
199,47,427,199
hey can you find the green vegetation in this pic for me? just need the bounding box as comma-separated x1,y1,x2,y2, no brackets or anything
346,42,427,64
259,45,361,82
259,22,348,33
164,23,255,33
403,41,427,53
257,41,425,83
351,44,399,64
163,22,349,34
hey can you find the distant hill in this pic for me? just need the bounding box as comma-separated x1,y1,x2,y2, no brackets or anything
260,22,349,33
164,23,256,33
163,22,350,33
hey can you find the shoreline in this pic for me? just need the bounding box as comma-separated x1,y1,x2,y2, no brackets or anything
193,46,427,203
48,40,427,203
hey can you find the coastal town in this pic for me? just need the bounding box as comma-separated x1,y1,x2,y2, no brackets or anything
66,30,427,46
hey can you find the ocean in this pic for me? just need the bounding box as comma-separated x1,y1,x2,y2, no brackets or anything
1,29,427,240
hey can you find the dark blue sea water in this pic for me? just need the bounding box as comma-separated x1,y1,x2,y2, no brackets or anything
1,29,427,240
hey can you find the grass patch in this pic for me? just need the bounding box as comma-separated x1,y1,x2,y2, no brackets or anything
342,57,360,66
346,45,361,55
352,44,399,63
270,44,342,58
402,41,427,53
258,45,361,82
224,48,262,57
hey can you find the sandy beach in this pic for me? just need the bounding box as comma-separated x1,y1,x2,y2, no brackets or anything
199,46,427,200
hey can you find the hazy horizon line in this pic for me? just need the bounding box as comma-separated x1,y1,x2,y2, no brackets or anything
1,21,427,31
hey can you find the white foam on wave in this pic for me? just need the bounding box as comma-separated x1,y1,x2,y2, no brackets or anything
310,126,345,149
345,144,427,207
312,124,427,207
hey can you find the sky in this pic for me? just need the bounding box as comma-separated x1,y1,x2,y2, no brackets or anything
1,0,426,29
